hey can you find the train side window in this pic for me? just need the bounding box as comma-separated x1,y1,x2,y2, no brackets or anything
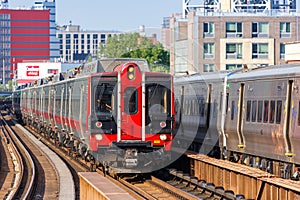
246,100,251,122
200,99,205,117
252,100,257,122
231,100,235,120
263,100,269,123
191,99,195,115
269,100,275,123
213,99,217,118
124,87,137,114
276,100,282,124
257,100,263,122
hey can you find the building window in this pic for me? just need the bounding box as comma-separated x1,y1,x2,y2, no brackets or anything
203,43,214,59
252,43,268,59
226,64,242,70
280,43,285,59
226,22,242,38
203,22,214,38
226,43,242,59
252,22,268,38
203,64,215,72
101,34,106,44
280,22,291,38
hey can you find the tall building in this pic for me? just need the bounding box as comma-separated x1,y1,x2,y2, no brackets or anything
170,0,300,74
161,14,181,50
0,0,56,85
56,25,122,62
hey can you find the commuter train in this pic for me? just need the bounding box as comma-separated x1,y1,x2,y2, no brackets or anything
174,63,300,179
12,58,175,173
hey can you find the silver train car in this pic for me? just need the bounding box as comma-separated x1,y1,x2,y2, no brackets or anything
174,63,300,179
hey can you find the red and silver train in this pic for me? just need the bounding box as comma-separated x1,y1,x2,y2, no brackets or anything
174,63,300,179
12,58,175,173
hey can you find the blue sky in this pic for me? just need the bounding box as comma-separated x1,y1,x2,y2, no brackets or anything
9,0,182,32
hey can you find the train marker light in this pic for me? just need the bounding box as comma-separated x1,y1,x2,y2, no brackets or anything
160,134,167,141
95,121,102,128
160,121,166,128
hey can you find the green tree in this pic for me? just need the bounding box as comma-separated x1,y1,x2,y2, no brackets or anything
99,33,170,72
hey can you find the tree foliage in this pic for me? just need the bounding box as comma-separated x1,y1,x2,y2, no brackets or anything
99,33,170,72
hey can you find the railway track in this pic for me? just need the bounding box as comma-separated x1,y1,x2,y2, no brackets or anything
18,113,217,199
0,111,59,199
4,112,251,199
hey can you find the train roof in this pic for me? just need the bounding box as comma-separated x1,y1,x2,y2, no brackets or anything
15,58,150,89
174,69,235,83
78,58,150,76
228,63,300,81
175,63,300,84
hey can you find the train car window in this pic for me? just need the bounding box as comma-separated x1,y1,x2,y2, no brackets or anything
252,100,257,122
124,87,137,114
231,100,235,120
200,98,205,117
213,99,217,118
257,100,263,122
44,88,49,113
72,83,81,120
276,100,282,124
269,100,275,123
188,99,191,115
192,99,196,115
263,100,269,123
195,99,199,115
246,100,251,122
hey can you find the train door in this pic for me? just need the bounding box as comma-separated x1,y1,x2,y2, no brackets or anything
119,65,143,141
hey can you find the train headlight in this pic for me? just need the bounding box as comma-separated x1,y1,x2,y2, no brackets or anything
160,134,167,141
128,73,135,80
127,65,135,80
160,121,166,128
128,66,134,72
95,134,103,141
95,121,102,128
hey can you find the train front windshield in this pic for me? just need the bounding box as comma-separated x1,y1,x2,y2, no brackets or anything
145,77,172,133
146,85,169,114
91,76,117,133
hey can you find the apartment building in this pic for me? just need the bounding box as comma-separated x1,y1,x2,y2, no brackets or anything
170,0,300,74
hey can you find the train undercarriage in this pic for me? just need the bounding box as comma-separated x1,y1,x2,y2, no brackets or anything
22,114,171,174
174,133,300,181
